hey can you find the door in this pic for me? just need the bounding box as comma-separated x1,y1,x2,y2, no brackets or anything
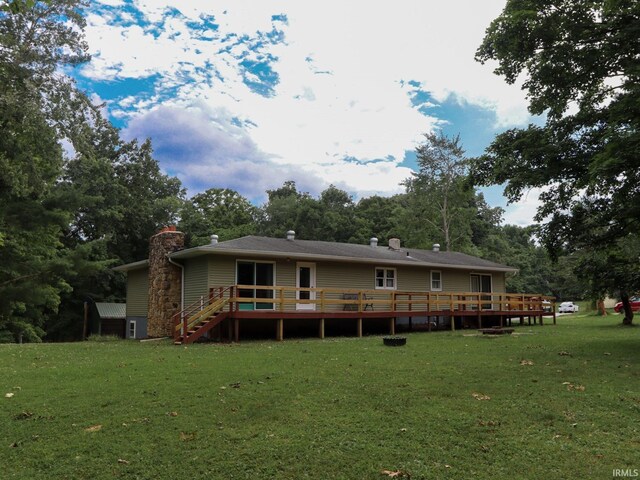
471,274,492,310
296,262,316,310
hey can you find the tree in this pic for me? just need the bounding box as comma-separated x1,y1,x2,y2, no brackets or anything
0,0,91,341
179,188,257,247
473,0,640,324
403,132,475,251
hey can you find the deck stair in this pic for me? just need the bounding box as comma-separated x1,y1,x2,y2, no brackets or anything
173,294,230,345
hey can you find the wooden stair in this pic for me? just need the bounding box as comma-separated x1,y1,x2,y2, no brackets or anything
174,297,230,345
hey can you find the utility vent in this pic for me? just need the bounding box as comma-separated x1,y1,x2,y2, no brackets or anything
210,234,219,245
286,230,295,241
433,243,440,252
370,237,378,248
388,238,401,251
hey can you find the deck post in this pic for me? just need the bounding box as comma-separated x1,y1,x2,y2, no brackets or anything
499,315,504,328
233,318,239,342
540,314,544,326
450,314,455,331
319,318,325,339
320,290,325,312
276,318,284,341
553,305,556,325
357,318,363,337
478,310,482,329
389,317,395,335
279,288,284,312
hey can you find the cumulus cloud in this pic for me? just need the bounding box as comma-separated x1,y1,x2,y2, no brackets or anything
78,0,535,221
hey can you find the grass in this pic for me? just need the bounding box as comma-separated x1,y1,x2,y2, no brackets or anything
1,313,638,479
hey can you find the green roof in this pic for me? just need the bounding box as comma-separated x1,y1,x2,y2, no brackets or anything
95,303,126,319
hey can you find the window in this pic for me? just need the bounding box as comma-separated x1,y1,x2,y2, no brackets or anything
236,261,275,310
128,320,136,339
375,268,396,290
431,271,442,291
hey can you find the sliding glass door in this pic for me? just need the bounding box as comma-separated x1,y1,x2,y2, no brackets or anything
236,261,274,310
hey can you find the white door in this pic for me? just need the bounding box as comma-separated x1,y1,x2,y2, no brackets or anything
296,262,316,310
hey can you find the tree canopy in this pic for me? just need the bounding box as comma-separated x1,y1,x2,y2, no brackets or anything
473,0,640,323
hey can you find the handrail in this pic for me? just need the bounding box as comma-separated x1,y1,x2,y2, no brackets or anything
224,284,555,314
172,286,234,340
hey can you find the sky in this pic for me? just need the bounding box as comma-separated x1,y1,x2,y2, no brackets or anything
73,0,542,226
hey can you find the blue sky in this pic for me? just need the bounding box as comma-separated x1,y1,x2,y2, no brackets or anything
75,0,542,225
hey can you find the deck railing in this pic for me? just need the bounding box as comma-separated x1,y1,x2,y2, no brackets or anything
217,285,555,314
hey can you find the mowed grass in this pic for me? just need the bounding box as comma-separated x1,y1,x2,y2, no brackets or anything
1,315,638,480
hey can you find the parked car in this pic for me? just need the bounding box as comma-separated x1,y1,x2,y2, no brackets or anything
613,296,640,313
558,302,579,313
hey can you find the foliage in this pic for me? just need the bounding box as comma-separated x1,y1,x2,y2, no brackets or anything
0,0,184,341
473,0,640,323
403,132,476,251
179,188,257,247
1,317,638,478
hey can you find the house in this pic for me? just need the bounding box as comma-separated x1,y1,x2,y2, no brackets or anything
114,228,555,344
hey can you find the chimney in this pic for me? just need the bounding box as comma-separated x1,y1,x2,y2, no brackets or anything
286,230,295,241
210,234,219,245
433,243,440,252
370,237,378,248
147,227,185,338
388,238,401,251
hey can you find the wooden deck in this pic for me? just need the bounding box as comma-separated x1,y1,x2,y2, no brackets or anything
172,285,556,344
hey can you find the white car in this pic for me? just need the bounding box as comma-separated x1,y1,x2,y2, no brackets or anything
558,301,579,313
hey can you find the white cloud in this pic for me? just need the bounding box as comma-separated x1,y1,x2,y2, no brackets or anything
503,188,544,227
79,0,534,213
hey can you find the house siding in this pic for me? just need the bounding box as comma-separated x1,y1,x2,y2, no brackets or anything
126,268,149,317
184,258,209,308
208,255,236,287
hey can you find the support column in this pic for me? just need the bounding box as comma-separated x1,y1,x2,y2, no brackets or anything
357,318,363,338
319,318,325,339
234,318,239,342
389,317,395,335
276,318,284,341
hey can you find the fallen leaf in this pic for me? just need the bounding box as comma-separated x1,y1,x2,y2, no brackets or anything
180,432,196,442
558,351,571,356
230,382,241,388
400,428,407,432
5,393,14,398
85,424,102,432
117,459,129,465
380,470,402,478
604,352,611,356
520,359,534,366
167,411,178,417
472,392,491,401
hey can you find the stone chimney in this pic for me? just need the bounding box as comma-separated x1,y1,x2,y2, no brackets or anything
388,238,401,251
147,227,185,337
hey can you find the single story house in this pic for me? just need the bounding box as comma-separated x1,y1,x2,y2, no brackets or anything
114,228,555,343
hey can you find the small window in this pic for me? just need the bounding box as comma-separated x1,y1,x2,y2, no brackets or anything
375,268,397,290
128,320,136,339
431,271,442,291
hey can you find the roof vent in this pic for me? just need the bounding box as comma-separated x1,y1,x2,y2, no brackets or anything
286,230,295,241
388,238,401,251
210,234,219,245
370,237,378,248
433,243,440,252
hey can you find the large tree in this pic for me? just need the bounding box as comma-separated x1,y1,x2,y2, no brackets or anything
473,0,640,324
0,0,92,341
403,132,475,251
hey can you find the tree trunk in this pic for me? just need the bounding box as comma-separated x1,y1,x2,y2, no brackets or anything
620,291,634,325
597,298,607,316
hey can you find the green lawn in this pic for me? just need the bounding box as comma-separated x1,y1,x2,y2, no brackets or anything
1,314,638,479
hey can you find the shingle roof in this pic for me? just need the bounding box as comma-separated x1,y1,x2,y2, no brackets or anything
95,303,126,319
170,235,516,272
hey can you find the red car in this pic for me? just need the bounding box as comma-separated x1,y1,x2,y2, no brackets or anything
614,296,640,313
